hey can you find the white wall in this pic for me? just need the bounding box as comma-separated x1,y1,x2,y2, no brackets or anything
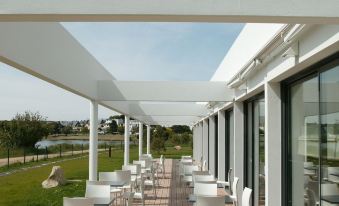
211,23,284,82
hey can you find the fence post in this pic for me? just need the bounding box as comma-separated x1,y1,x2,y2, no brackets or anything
7,148,9,168
109,146,111,158
105,143,106,151
36,146,39,162
72,144,74,156
120,140,122,149
59,145,62,158
81,144,83,155
23,148,26,164
45,146,48,159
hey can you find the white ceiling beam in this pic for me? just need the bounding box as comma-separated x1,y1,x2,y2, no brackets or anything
0,22,114,100
0,0,338,23
135,115,200,125
102,101,209,116
98,80,232,102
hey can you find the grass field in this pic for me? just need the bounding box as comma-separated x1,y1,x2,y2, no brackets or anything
0,145,192,206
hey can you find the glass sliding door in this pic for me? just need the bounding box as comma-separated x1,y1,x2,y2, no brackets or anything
225,110,233,177
245,96,265,206
289,76,319,206
285,57,339,206
320,65,339,205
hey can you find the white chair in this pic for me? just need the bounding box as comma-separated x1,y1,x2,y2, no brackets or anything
122,164,141,182
115,170,132,191
133,175,146,206
195,195,224,206
144,165,157,197
202,160,207,171
98,172,124,203
182,165,199,192
194,175,215,183
242,187,252,206
63,197,94,206
158,155,165,178
182,155,192,159
85,185,113,205
194,183,218,196
217,168,233,192
230,177,239,206
122,192,135,206
133,160,146,168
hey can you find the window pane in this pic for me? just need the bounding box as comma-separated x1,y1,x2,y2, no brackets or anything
320,65,339,205
290,76,319,205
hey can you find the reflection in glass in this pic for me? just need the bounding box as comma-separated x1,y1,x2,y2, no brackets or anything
245,97,265,206
320,65,339,206
290,76,319,206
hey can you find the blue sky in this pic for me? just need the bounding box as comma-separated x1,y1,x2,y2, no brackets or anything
0,23,243,120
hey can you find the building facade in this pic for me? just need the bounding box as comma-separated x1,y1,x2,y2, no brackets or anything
192,24,339,206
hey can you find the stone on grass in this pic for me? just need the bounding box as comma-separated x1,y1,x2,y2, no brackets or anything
42,166,66,189
174,145,182,150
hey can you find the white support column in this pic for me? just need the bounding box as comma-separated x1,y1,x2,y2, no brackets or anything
265,81,282,206
89,100,98,181
208,116,215,177
146,125,151,154
199,122,203,161
138,122,143,157
234,101,244,205
218,110,226,181
202,119,209,168
124,115,130,165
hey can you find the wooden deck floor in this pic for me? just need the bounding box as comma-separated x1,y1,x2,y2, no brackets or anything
131,159,232,206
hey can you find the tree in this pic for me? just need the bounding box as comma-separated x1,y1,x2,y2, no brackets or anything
81,126,89,134
171,125,191,134
151,137,166,154
61,126,72,136
0,128,16,149
151,125,166,154
2,111,49,148
117,125,124,135
109,120,118,133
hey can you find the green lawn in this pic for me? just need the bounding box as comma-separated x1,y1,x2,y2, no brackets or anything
0,145,192,206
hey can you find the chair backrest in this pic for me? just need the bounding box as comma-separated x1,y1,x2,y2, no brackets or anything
182,155,192,159
228,168,233,193
63,197,94,206
98,172,118,181
184,165,199,175
133,160,146,168
115,170,131,184
202,160,207,171
232,177,239,197
194,175,215,183
181,158,193,163
85,184,110,198
122,164,141,175
192,171,210,177
196,195,224,206
86,180,109,186
306,187,316,206
194,183,217,196
242,187,252,206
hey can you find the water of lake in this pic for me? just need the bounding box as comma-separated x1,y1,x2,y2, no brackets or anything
35,139,128,147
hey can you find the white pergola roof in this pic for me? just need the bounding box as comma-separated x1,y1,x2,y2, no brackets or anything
1,1,338,125
1,0,338,23
0,22,231,125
